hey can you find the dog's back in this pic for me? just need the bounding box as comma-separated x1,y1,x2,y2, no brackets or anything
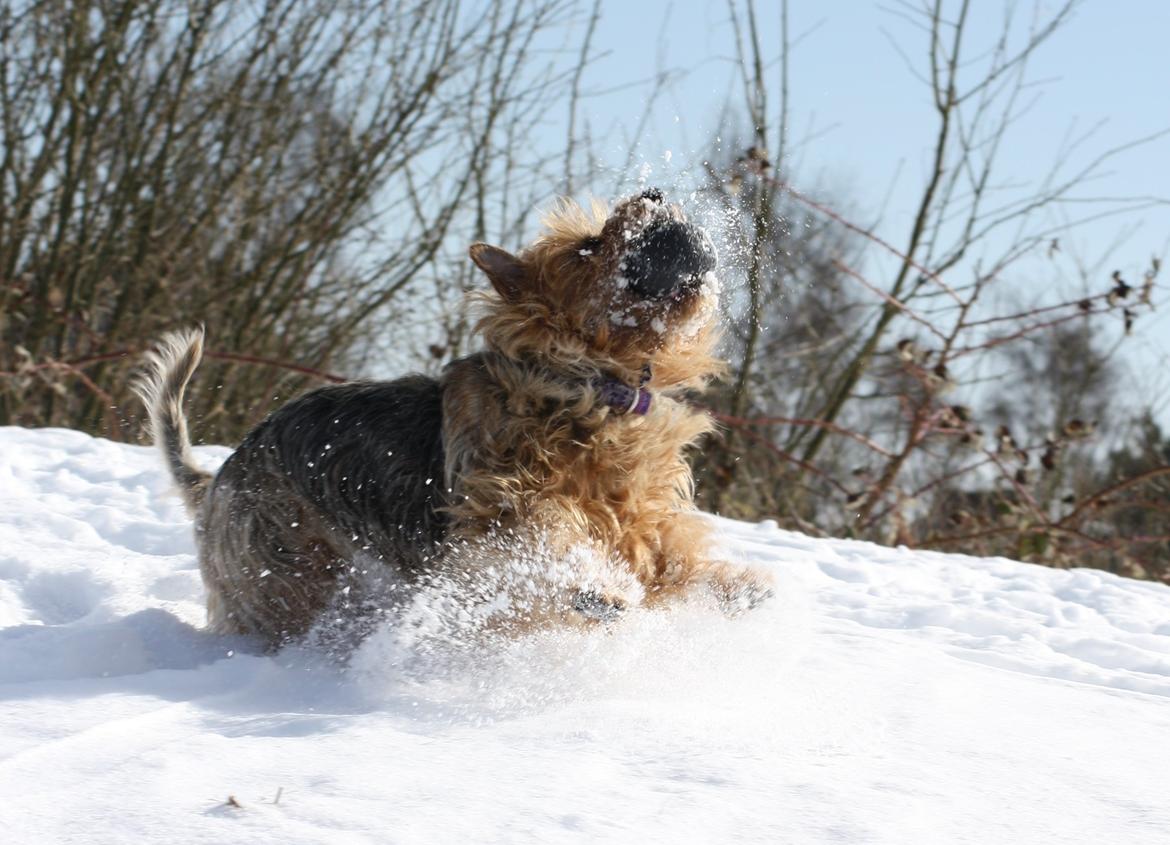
138,330,449,642
202,377,449,640
216,378,448,551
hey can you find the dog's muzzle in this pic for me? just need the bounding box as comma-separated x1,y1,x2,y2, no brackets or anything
621,219,717,300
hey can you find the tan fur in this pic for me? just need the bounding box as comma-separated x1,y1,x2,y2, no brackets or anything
132,326,212,512
471,195,724,386
449,194,769,608
141,192,769,648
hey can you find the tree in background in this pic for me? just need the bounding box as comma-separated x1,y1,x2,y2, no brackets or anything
694,0,1168,580
1,0,1166,580
1089,414,1170,576
0,0,580,440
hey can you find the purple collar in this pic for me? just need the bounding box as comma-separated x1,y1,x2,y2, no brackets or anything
596,365,653,416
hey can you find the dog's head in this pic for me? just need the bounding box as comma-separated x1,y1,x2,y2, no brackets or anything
469,190,721,385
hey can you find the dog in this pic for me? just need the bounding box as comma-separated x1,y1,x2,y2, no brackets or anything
136,189,773,648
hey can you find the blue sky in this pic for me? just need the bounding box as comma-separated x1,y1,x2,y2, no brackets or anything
545,0,1170,413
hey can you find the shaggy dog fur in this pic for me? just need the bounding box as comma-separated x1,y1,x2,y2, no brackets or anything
137,190,772,647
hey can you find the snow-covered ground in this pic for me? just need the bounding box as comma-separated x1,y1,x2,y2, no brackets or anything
1,425,1168,844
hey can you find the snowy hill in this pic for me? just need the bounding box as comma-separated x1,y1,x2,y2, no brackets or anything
1,425,1168,844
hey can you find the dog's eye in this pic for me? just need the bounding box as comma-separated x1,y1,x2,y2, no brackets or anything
576,237,602,258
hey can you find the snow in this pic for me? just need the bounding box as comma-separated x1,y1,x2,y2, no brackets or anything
2,425,1169,844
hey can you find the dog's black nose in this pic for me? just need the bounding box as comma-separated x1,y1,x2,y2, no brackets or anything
622,220,716,300
640,188,664,204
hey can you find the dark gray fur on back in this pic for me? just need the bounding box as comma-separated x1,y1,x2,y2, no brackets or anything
197,374,449,640
220,376,448,549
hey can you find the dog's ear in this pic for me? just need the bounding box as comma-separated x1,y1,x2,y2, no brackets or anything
469,243,530,301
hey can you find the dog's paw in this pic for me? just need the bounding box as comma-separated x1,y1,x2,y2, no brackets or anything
724,581,774,616
572,589,628,623
707,565,775,617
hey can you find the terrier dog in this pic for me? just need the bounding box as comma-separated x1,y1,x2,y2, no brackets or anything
137,189,772,648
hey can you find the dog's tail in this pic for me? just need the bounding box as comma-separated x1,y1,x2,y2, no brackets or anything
134,327,212,514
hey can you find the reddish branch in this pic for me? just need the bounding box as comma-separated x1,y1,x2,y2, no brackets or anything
829,258,948,341
0,347,349,384
709,409,894,457
717,419,853,497
765,175,964,305
1057,465,1170,525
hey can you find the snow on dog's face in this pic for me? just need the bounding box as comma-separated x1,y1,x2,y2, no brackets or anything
469,190,721,379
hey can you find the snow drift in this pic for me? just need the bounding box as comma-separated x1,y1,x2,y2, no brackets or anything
1,425,1168,844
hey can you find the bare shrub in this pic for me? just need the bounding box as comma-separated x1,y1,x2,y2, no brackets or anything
694,0,1169,579
0,0,579,441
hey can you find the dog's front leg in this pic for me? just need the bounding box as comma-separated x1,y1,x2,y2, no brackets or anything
443,512,644,628
652,512,775,615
